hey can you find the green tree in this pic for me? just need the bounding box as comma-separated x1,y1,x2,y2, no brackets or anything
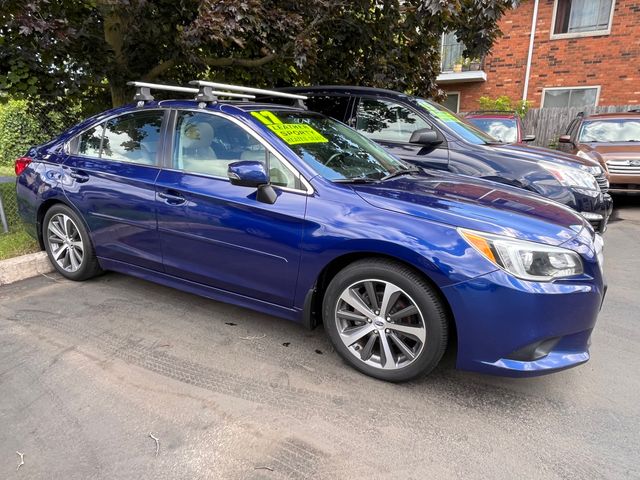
1,1,518,110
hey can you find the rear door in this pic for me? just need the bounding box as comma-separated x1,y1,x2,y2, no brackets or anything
352,97,450,169
63,109,166,270
154,109,308,307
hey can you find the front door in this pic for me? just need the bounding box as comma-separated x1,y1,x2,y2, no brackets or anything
352,97,450,170
155,110,308,307
62,109,166,270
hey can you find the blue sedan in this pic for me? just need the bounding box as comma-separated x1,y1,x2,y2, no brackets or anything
15,82,606,381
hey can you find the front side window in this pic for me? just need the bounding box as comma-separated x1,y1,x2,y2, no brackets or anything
249,109,409,181
466,118,518,143
355,98,429,143
579,119,640,143
542,87,599,108
101,111,165,165
553,0,614,36
174,111,301,189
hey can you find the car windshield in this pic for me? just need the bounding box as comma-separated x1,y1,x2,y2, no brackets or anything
249,110,411,181
466,118,518,143
414,99,498,145
579,119,640,143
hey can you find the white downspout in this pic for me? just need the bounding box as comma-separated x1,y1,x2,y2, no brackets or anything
523,0,540,102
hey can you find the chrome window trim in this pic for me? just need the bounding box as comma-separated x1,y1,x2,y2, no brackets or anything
172,108,315,196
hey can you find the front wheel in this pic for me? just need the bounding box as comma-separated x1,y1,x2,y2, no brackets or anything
322,259,448,382
43,204,102,281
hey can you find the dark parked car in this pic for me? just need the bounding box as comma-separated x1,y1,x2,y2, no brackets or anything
465,110,535,144
263,86,612,232
559,111,640,194
15,81,606,381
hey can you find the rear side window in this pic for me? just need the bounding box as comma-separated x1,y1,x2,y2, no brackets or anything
101,111,164,165
78,125,104,157
355,98,429,143
305,95,351,122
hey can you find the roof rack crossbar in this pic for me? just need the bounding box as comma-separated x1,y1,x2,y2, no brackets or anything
189,80,307,101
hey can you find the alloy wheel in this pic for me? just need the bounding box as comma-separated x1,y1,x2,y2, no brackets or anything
334,279,426,370
47,213,85,272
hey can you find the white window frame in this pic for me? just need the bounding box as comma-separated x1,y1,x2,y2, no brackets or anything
550,0,616,40
541,86,601,109
444,91,461,113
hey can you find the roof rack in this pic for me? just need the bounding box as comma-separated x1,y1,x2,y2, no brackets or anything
126,81,256,106
189,80,307,108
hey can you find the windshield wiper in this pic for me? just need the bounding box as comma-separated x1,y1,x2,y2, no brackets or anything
332,177,379,184
380,167,421,182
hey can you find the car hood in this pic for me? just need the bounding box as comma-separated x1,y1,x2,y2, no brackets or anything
482,142,600,168
351,172,588,246
581,143,640,160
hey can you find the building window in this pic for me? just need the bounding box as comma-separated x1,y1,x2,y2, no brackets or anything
441,32,464,72
441,92,460,113
552,0,615,37
542,87,600,108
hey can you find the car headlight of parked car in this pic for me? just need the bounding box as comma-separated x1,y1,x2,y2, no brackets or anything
459,229,584,281
539,160,600,196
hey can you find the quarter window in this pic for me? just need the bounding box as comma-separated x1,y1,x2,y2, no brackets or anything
553,0,614,36
101,111,164,165
173,111,301,189
542,87,599,108
78,124,104,157
355,98,429,143
305,96,351,122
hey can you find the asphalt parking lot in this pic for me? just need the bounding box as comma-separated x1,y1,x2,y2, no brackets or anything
1,198,639,479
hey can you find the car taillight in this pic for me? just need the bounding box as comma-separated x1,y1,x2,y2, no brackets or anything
15,157,33,176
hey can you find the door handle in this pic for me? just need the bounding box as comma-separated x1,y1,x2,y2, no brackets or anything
68,169,90,183
158,191,186,205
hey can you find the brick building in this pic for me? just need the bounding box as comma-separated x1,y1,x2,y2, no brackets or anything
437,0,640,112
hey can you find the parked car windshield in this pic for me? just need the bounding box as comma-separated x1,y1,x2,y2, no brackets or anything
415,99,498,145
466,118,518,143
250,110,411,181
579,119,640,143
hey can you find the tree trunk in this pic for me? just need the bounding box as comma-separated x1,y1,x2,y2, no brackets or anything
99,1,129,107
109,82,129,107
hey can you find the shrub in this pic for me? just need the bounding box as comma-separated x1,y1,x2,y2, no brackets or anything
0,100,45,168
477,95,532,119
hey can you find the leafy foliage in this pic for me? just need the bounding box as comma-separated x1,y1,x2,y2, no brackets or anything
1,1,518,110
478,95,532,118
0,100,78,167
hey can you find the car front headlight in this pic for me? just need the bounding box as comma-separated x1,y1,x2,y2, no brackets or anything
539,160,600,195
459,229,584,282
575,151,603,175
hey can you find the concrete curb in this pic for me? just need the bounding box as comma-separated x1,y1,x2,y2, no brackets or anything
0,251,54,286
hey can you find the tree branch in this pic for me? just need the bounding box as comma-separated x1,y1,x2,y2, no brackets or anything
203,52,278,68
142,59,177,81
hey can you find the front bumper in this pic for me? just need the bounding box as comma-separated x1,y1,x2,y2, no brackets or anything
442,267,605,377
580,193,612,233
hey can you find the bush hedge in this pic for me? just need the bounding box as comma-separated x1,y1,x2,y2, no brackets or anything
0,99,76,168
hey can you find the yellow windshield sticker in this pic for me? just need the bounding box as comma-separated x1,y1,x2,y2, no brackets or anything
251,110,283,125
266,123,328,145
251,111,328,145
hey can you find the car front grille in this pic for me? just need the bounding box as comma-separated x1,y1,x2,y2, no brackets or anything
607,160,640,175
595,172,609,193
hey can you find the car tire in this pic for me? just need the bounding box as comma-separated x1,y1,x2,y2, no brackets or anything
322,259,448,382
43,204,103,281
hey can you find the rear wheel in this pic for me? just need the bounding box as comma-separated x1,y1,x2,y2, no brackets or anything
43,204,102,281
322,259,448,382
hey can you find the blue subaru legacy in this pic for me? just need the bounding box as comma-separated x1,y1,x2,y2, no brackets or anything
15,81,606,382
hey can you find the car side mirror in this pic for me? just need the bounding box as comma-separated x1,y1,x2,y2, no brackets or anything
522,134,536,142
227,160,277,204
409,129,442,146
558,135,572,144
